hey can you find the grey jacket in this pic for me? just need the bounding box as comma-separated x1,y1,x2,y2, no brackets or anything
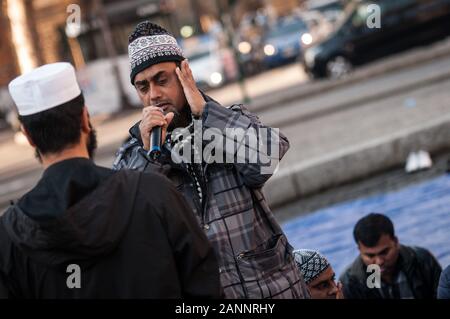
113,97,309,299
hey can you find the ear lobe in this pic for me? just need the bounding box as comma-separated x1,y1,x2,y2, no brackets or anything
20,124,36,147
81,106,90,134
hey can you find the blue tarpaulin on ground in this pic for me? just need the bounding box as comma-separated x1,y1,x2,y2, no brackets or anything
282,174,450,278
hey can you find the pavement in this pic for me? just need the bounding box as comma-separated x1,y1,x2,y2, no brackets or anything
1,36,450,211
263,53,450,207
275,149,450,222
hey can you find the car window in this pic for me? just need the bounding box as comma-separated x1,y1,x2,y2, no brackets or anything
333,1,356,31
186,50,210,61
351,3,372,27
379,0,416,13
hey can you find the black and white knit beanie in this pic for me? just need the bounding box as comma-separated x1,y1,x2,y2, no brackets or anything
293,249,331,285
128,21,185,85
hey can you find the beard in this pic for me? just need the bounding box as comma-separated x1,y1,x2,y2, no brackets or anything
34,148,42,164
87,123,97,159
167,103,192,132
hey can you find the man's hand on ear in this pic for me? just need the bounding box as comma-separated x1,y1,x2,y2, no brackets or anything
175,59,205,117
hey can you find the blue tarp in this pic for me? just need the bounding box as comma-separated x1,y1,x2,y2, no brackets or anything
282,174,450,278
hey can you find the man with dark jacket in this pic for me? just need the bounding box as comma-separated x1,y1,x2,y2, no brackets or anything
113,21,309,299
0,62,221,298
340,213,442,299
438,265,450,299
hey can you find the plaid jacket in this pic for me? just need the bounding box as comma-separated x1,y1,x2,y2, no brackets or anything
113,98,309,299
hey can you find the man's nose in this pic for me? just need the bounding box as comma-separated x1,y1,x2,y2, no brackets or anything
149,83,162,102
329,282,338,296
374,256,384,266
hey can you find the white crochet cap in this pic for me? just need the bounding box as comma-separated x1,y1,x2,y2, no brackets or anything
8,62,81,116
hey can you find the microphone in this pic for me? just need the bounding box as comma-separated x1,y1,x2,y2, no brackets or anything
148,126,162,160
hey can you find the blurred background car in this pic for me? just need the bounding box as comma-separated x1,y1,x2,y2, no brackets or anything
181,34,228,91
261,15,311,69
302,0,450,79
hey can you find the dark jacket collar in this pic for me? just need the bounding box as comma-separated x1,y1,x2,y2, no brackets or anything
3,159,138,267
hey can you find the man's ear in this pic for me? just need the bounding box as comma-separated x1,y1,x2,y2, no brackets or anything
81,106,90,134
393,236,399,245
20,124,36,147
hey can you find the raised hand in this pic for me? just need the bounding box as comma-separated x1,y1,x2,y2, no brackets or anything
175,59,205,117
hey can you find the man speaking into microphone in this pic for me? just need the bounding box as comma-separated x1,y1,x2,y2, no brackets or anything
145,107,165,160
114,22,309,299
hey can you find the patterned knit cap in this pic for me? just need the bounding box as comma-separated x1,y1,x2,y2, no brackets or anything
293,249,331,284
128,21,185,84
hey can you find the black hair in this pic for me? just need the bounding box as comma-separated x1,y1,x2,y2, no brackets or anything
18,94,85,155
353,213,396,247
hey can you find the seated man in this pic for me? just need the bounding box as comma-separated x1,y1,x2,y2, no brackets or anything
438,265,450,299
340,213,442,299
294,249,344,299
0,62,221,299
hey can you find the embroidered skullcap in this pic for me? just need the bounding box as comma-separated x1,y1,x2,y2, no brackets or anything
128,21,185,85
293,249,331,284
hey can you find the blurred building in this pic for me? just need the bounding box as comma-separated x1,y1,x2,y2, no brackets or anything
0,1,20,87
0,0,313,78
267,0,303,16
0,0,82,78
0,0,184,73
0,0,318,106
0,0,326,118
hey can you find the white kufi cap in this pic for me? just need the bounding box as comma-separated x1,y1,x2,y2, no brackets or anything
8,62,81,116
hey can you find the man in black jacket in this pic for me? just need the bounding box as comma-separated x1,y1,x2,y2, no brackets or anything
340,213,442,299
0,62,221,299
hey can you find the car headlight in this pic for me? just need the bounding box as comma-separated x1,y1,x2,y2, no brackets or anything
210,72,223,86
301,33,313,46
264,44,276,56
238,41,252,54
